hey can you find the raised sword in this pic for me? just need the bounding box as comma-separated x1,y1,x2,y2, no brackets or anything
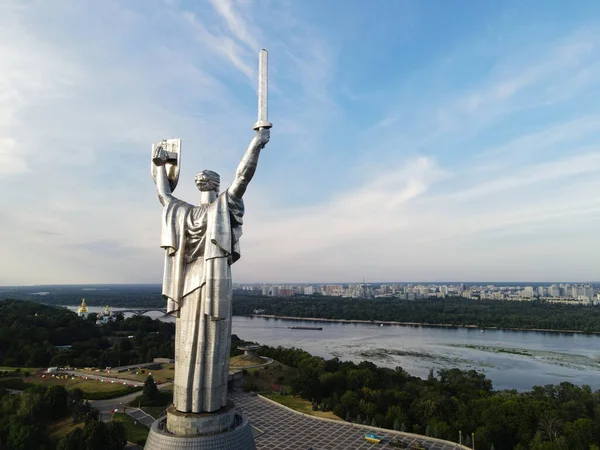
253,49,273,130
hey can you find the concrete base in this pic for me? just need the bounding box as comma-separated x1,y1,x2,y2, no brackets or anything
166,404,237,437
144,411,256,450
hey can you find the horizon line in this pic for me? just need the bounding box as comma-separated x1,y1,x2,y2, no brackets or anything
1,280,599,288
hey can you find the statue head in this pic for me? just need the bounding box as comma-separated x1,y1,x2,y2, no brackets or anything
195,170,220,193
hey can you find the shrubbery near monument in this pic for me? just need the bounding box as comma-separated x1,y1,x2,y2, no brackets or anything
0,383,116,449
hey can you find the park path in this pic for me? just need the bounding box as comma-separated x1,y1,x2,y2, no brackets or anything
91,382,171,421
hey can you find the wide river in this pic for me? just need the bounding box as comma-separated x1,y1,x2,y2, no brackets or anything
71,307,600,391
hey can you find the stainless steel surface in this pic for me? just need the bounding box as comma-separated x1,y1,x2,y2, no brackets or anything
151,139,181,192
253,49,272,130
151,49,271,417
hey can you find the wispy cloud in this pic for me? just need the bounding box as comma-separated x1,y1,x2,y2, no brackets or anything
1,0,600,284
208,0,261,51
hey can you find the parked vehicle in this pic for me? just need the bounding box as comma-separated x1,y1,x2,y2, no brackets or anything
364,432,383,443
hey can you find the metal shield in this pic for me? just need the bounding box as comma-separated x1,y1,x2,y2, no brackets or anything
151,138,181,192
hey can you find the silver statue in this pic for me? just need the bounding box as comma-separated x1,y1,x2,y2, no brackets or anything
152,50,271,414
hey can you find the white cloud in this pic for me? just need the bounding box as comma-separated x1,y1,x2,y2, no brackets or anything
1,1,600,284
208,0,261,51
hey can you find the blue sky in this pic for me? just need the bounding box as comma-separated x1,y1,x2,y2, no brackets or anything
2,0,600,284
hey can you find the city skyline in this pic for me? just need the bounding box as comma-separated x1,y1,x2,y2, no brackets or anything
2,0,600,284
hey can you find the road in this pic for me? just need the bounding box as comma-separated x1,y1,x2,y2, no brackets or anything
91,382,171,421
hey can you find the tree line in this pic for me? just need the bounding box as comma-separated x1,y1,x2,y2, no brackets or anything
233,295,600,333
0,383,126,450
0,300,174,369
258,345,600,450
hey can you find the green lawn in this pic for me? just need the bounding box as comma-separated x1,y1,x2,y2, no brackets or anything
79,364,175,383
141,405,168,419
128,390,172,418
263,393,342,421
0,378,33,390
47,418,83,442
113,413,149,445
0,376,142,399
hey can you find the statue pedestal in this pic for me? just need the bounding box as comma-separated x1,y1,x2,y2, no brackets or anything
144,404,256,450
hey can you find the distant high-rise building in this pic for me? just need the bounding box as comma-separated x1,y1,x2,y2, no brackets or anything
325,285,345,296
304,286,314,295
537,286,545,297
279,287,294,297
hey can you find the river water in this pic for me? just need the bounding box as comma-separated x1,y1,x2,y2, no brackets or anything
68,307,600,391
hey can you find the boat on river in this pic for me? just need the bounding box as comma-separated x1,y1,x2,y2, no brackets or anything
288,326,323,330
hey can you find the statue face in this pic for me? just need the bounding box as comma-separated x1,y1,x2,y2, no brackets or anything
195,170,220,192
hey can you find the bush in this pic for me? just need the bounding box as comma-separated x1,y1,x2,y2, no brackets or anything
243,381,258,392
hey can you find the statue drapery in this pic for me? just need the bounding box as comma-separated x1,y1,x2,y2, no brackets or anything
159,191,244,413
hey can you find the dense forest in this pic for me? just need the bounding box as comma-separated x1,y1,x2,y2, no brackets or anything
259,345,600,450
5,286,600,332
233,295,600,333
0,300,174,368
0,285,163,307
0,383,126,450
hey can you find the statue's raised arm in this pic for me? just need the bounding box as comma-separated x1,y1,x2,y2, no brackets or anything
153,148,174,206
228,128,270,199
151,139,181,206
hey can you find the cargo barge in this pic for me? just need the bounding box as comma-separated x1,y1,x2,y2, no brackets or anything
288,326,323,330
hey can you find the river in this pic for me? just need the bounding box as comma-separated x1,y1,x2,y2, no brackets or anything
68,306,600,391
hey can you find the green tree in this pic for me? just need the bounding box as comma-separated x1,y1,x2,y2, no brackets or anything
44,385,69,420
562,418,595,450
6,416,47,450
57,427,85,450
105,421,127,450
142,375,159,403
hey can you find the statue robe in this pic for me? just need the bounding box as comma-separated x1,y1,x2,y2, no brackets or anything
160,191,243,413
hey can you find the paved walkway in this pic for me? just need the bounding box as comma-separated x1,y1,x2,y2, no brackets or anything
232,391,465,450
127,408,155,427
91,383,171,421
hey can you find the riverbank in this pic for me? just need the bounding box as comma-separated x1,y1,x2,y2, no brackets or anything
250,314,600,335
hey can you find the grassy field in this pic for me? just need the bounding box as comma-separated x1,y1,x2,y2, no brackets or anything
0,366,41,372
230,354,268,368
141,405,168,419
0,378,33,390
246,361,298,392
263,393,342,421
47,418,82,442
79,364,174,383
128,389,172,419
113,413,149,445
0,375,142,399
